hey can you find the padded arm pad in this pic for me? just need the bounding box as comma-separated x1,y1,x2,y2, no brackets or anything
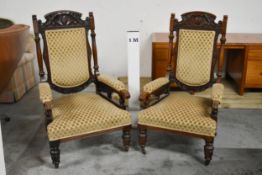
143,77,169,94
97,74,128,92
39,82,53,103
211,83,224,104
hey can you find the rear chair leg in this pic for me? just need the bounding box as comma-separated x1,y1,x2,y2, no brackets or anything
122,126,131,151
204,138,214,165
138,127,147,154
49,140,60,168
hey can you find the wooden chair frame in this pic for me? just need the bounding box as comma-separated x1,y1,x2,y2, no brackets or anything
138,11,227,165
32,10,131,168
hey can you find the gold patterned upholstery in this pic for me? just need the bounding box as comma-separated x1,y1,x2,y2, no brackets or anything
143,77,169,94
39,82,53,103
176,29,215,86
97,74,127,92
212,83,224,103
48,93,131,141
45,28,90,88
138,93,216,137
138,12,227,165
34,11,133,168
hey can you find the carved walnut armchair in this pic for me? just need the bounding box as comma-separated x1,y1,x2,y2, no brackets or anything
138,11,227,165
32,10,132,168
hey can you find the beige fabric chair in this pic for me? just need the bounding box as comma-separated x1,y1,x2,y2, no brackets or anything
0,34,36,103
138,11,227,165
33,10,132,168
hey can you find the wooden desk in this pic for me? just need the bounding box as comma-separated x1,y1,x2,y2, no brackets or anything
152,33,262,95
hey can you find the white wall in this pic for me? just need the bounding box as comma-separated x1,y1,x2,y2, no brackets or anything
1,0,262,77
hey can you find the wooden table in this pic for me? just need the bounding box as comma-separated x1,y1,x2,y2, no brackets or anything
152,33,262,95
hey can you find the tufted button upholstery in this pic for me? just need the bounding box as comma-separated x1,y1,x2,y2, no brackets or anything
39,83,53,103
212,83,224,103
47,93,131,141
176,29,215,86
97,74,127,92
45,28,90,88
143,77,169,94
138,92,216,137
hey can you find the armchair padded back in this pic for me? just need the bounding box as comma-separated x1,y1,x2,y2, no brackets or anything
33,10,97,93
169,11,227,92
176,29,215,86
45,28,89,88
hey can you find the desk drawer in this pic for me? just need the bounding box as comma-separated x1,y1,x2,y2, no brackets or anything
154,48,169,60
248,46,262,61
152,44,170,79
245,60,262,86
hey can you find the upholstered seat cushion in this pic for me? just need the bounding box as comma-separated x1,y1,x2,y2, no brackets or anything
138,93,216,137
47,93,131,141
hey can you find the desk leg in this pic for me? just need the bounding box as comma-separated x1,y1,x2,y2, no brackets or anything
217,46,225,82
239,46,249,96
225,48,246,96
239,86,245,96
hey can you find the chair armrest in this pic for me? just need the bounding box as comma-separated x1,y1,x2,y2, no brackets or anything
210,83,224,121
39,83,54,124
143,77,169,94
39,82,53,103
211,83,224,106
97,74,130,99
140,77,170,107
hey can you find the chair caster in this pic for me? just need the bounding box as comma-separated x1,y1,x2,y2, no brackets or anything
141,146,146,154
4,117,10,122
123,146,129,152
54,163,59,169
205,160,211,166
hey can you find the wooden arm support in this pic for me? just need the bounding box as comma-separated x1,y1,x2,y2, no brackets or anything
96,80,130,109
211,100,219,121
43,101,53,126
139,78,170,108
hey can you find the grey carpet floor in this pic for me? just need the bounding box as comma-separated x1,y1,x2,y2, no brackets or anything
1,87,262,175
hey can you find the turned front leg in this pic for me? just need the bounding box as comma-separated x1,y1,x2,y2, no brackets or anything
204,138,214,165
138,127,147,154
49,140,60,168
122,126,131,151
